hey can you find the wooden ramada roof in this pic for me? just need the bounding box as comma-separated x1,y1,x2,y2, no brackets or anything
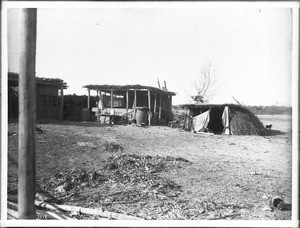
83,84,176,96
8,72,68,89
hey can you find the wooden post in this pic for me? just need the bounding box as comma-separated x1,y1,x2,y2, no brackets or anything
157,78,161,89
110,90,114,109
134,90,137,107
59,83,64,121
124,90,128,124
18,8,37,219
87,89,90,109
169,95,172,122
154,92,157,125
133,90,137,119
126,90,129,111
95,90,98,111
159,93,162,123
97,90,101,122
126,91,129,110
148,90,151,126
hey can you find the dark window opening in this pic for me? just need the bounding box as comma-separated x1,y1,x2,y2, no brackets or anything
207,108,224,134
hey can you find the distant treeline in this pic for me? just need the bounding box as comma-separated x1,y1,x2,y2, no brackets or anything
172,104,292,115
246,106,292,115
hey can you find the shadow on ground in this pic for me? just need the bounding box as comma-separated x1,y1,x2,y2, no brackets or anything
262,129,287,136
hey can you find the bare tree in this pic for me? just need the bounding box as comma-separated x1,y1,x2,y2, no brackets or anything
190,62,218,104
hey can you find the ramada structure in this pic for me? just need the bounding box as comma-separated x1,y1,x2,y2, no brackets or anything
83,84,176,126
8,72,67,120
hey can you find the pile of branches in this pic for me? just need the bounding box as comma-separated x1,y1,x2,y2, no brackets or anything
40,154,192,219
171,110,186,126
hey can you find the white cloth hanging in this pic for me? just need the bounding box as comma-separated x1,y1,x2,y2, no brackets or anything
192,110,210,132
222,106,231,135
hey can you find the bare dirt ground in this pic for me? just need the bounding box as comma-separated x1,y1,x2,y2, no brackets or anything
7,114,292,220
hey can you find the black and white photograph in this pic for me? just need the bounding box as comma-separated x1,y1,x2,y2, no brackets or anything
1,1,299,227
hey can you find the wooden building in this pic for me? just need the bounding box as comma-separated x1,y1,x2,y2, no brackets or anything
83,84,176,126
8,72,67,120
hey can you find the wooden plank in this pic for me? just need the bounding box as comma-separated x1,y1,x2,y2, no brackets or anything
34,200,143,220
7,208,18,219
8,201,76,220
18,8,37,219
8,196,143,220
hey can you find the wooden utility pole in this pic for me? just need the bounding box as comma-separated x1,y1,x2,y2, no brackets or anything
18,8,37,219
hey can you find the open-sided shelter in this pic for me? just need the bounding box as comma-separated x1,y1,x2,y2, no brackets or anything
8,72,67,120
180,104,266,135
83,84,176,126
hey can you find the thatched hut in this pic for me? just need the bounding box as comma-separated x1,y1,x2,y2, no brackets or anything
180,104,266,135
83,84,176,126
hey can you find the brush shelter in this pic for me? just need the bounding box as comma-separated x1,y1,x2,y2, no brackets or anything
180,104,266,135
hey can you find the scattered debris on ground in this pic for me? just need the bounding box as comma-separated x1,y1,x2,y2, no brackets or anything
77,142,97,148
37,154,192,219
104,142,124,152
36,126,44,134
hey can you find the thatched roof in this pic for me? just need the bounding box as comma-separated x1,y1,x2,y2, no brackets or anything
180,103,242,110
8,72,68,89
83,84,176,96
180,103,266,135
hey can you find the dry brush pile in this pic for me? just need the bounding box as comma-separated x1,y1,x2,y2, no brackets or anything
39,154,196,219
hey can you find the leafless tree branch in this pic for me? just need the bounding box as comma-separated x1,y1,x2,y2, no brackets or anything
190,62,218,104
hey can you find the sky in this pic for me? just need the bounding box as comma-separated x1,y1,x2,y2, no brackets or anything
6,3,296,106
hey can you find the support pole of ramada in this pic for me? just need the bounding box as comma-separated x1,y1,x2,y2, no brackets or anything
18,8,37,219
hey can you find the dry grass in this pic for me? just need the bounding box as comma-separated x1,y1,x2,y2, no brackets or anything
230,109,265,135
